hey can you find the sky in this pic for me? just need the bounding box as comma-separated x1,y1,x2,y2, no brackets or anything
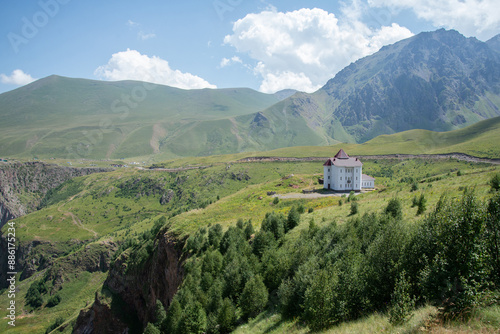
0,0,499,94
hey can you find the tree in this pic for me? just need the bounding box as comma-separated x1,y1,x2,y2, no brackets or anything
208,224,223,248
385,197,403,219
486,193,500,284
303,269,340,330
286,206,300,232
218,298,237,334
181,301,207,334
261,212,285,240
239,275,269,319
389,271,414,325
416,194,427,216
163,297,182,334
154,300,166,327
244,220,254,240
252,230,277,258
143,322,160,334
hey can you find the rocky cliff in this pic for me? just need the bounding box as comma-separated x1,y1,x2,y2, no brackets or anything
73,231,185,333
0,161,111,228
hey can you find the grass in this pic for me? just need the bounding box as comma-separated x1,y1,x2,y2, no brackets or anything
2,152,500,333
0,271,107,334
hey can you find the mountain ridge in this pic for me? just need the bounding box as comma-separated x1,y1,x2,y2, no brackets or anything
1,29,500,160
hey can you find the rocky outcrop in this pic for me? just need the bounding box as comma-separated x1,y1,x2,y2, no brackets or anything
73,291,130,334
0,161,111,228
73,231,185,333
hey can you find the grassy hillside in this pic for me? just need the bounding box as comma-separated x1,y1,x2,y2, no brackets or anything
1,153,499,333
0,76,281,160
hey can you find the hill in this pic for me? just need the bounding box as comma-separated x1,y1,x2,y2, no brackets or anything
0,75,281,160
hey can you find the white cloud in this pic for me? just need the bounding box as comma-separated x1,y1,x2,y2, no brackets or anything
368,0,500,40
138,31,156,40
224,7,413,93
94,49,216,89
220,56,243,68
0,69,36,86
127,20,139,27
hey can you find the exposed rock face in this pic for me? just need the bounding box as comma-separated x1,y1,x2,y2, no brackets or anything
73,292,129,334
0,161,111,228
73,231,185,333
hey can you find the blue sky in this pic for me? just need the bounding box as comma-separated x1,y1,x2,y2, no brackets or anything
0,0,498,94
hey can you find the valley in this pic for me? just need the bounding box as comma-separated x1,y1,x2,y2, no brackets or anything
1,151,499,333
1,27,500,334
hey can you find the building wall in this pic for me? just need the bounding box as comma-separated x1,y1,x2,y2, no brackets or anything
324,165,363,191
362,180,374,189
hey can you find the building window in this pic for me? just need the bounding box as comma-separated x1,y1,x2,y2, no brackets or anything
328,176,330,179
340,184,342,188
340,169,343,173
356,177,358,180
340,177,342,180
328,168,330,172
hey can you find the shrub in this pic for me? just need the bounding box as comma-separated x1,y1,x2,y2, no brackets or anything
308,207,314,213
25,280,46,309
385,197,403,219
273,196,280,205
490,173,500,192
45,316,65,334
411,182,419,192
46,294,61,308
350,202,359,215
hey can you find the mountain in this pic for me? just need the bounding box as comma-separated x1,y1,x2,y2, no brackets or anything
487,33,500,53
1,29,500,160
0,75,281,159
315,29,500,142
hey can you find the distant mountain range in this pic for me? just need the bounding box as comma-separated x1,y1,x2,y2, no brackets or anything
1,29,499,160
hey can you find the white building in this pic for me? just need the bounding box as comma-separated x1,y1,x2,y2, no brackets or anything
323,149,375,191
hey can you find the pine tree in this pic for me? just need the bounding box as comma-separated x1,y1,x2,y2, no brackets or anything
240,275,269,319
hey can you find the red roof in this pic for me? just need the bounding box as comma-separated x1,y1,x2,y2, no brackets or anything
334,149,349,159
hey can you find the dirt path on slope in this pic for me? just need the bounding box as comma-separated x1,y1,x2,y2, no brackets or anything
57,196,98,238
237,153,500,164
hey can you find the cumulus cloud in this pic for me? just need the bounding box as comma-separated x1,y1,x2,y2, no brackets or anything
368,0,500,40
224,7,413,93
0,69,36,86
220,56,243,68
95,49,216,89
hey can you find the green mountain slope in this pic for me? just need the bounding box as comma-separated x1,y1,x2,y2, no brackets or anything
0,75,281,159
237,116,500,159
2,29,500,161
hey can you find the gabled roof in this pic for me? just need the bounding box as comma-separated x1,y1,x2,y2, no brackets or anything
323,158,334,166
334,149,349,159
323,149,363,167
362,174,375,181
